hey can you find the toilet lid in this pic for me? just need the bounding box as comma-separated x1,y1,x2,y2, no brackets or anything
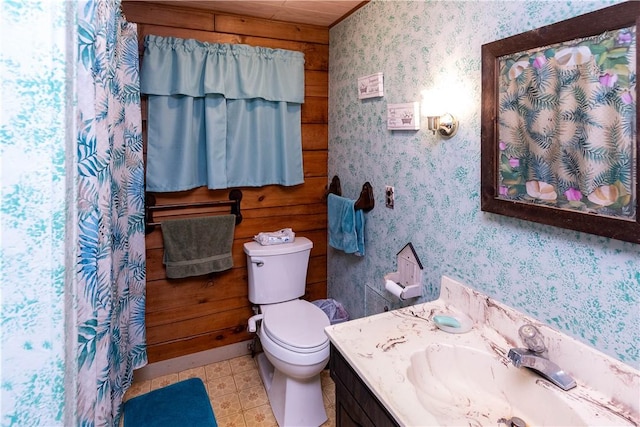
262,300,330,353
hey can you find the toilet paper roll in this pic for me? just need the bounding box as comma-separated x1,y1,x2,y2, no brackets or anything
385,279,404,298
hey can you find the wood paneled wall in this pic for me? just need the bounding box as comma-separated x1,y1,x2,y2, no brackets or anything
122,2,329,363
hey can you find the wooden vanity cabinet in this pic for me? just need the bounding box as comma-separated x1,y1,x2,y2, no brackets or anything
330,344,400,427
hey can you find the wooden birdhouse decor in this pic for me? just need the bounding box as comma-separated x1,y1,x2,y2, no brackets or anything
384,242,423,299
396,242,423,287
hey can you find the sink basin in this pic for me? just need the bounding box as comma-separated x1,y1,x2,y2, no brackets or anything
407,343,587,426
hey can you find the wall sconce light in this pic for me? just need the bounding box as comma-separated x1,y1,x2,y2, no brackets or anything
421,89,460,139
425,113,459,138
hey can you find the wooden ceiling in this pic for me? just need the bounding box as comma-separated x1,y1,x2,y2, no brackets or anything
148,1,368,27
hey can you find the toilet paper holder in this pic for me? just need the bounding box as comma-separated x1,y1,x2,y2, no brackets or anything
384,276,422,299
384,242,423,300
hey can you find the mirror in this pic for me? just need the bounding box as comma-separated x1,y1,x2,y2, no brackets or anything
481,2,639,244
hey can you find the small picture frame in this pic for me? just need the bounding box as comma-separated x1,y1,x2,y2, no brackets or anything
387,102,420,130
358,72,384,99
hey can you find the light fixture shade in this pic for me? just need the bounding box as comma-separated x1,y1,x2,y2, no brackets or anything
426,116,440,131
420,89,441,117
421,89,459,138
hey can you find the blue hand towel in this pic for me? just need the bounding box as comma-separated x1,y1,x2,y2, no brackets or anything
328,193,365,256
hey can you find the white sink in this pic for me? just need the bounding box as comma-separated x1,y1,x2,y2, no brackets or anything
407,343,590,426
327,277,639,427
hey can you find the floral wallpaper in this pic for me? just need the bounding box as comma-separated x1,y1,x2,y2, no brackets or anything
328,0,639,366
1,1,69,425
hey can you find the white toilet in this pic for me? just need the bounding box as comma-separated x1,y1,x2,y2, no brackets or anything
244,237,330,427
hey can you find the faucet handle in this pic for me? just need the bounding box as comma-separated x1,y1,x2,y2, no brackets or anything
498,416,527,427
518,324,547,353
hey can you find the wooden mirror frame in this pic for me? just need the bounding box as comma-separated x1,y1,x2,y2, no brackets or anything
481,2,640,244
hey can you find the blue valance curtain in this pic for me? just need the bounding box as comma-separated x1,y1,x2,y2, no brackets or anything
140,35,305,192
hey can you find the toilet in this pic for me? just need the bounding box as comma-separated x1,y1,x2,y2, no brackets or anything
244,237,330,427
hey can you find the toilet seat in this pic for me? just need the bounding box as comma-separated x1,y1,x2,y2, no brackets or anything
262,300,330,354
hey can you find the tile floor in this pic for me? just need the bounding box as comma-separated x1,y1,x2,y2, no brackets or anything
123,354,336,427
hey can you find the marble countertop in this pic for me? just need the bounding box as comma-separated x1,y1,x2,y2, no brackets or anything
325,276,640,426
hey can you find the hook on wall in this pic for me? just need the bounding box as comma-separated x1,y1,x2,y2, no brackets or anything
326,175,374,212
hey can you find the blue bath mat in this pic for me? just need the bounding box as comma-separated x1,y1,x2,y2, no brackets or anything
123,378,217,427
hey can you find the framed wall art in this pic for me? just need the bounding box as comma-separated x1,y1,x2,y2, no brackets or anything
481,2,639,244
358,72,384,99
387,102,420,130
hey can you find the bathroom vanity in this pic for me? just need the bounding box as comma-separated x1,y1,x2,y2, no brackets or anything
325,276,640,426
330,344,398,427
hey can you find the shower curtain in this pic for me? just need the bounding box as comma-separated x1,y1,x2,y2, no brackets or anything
75,0,147,425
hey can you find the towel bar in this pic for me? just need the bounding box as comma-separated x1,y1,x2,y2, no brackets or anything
145,189,243,234
326,175,374,212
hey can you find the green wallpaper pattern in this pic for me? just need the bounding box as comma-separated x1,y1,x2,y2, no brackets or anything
328,0,639,366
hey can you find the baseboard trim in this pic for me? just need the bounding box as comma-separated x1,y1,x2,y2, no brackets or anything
133,340,253,382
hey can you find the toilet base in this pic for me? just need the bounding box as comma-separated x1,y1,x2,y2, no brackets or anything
256,353,328,427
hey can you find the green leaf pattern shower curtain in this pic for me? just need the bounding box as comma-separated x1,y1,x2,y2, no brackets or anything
76,0,147,425
497,27,636,220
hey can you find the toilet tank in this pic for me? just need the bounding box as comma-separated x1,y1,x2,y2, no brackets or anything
244,237,313,304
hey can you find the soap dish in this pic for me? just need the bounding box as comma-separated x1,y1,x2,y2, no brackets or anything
432,312,473,334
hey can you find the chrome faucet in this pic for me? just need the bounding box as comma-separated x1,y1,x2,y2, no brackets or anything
507,324,577,391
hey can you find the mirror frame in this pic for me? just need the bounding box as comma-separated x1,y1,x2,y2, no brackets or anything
480,2,640,244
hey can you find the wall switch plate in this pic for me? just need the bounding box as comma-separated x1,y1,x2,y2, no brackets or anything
385,186,394,209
